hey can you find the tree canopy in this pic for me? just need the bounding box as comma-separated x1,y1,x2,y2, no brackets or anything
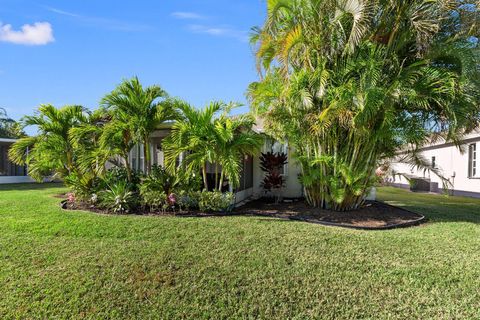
248,0,480,210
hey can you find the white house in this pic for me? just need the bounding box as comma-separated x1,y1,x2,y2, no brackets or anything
390,130,480,198
0,138,34,184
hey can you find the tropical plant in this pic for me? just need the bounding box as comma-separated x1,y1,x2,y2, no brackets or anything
163,101,262,190
140,189,168,212
99,117,136,181
248,0,480,211
99,181,137,214
214,112,264,190
101,77,177,174
259,151,288,192
141,165,180,195
0,108,24,138
197,190,235,213
102,167,141,191
8,104,90,181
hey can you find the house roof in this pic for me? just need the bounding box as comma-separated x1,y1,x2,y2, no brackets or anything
417,129,480,151
0,137,17,143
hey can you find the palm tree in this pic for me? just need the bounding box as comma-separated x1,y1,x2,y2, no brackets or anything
249,0,479,210
213,113,263,190
0,108,24,138
8,104,89,181
98,118,136,181
163,101,262,191
101,77,176,174
69,108,113,180
163,101,221,190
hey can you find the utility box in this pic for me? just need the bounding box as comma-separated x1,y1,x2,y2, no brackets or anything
430,182,439,193
409,178,431,192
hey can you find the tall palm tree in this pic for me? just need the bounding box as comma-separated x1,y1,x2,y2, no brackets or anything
101,77,176,174
163,101,222,190
249,0,480,210
213,113,263,190
163,101,262,191
8,104,89,181
69,108,113,180
98,118,136,181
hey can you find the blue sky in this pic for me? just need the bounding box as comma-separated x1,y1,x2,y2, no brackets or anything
0,0,266,133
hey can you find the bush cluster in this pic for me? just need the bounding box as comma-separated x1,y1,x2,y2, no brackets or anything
67,165,235,214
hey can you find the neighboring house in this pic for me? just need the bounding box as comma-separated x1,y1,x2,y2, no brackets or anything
389,130,480,198
0,138,33,184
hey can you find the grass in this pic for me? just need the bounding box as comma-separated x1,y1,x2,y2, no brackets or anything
1,184,480,319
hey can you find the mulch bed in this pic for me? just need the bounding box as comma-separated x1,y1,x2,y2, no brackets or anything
236,199,426,230
58,194,425,230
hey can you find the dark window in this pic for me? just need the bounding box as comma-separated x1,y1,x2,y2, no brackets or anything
236,155,253,192
431,156,436,169
468,143,477,178
0,144,27,176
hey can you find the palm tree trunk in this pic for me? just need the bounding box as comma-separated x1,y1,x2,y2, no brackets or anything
202,164,209,191
124,152,132,182
218,170,225,192
143,137,151,174
215,163,219,190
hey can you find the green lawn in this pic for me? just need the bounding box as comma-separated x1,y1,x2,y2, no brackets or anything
1,184,480,319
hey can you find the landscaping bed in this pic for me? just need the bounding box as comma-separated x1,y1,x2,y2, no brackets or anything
61,194,425,229
237,199,426,230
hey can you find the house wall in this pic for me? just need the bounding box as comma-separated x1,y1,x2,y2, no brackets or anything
391,138,480,198
0,176,36,184
252,145,303,199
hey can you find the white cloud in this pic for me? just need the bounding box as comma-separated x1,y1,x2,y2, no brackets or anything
0,22,54,45
172,12,207,20
187,24,248,42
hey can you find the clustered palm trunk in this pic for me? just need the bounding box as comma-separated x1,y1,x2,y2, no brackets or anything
249,0,479,211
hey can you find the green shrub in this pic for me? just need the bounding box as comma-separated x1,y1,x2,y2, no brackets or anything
141,165,177,194
140,188,169,213
177,170,203,193
197,191,235,213
103,167,141,191
99,181,137,214
177,191,200,211
64,173,101,202
141,165,202,195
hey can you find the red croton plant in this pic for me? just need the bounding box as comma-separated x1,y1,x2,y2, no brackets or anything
259,152,288,193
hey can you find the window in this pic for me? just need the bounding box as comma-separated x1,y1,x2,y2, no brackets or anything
431,156,436,169
468,143,477,178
